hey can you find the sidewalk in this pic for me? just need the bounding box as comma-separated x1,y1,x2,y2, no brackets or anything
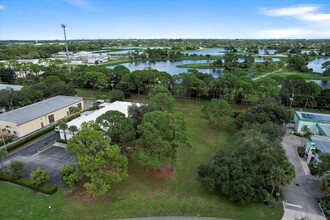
282,208,326,220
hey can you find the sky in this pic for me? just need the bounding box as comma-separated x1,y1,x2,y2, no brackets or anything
0,0,329,40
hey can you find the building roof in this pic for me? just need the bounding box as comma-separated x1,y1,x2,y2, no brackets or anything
0,83,23,91
66,101,139,129
0,96,83,125
296,111,330,123
311,135,330,154
317,124,330,137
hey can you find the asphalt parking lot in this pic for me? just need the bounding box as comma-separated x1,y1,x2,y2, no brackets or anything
3,133,76,186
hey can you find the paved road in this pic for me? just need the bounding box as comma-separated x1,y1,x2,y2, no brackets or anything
252,69,280,81
282,131,324,216
4,132,59,161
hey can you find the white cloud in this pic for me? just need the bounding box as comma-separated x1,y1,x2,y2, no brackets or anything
259,5,330,24
64,0,97,11
259,5,330,38
0,4,5,10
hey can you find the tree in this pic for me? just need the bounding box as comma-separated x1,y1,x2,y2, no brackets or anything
134,111,190,171
301,125,313,147
1,125,11,145
128,103,154,130
84,71,109,90
61,163,81,187
69,106,80,118
68,125,78,136
148,86,174,112
30,168,49,187
201,99,232,127
321,175,330,197
9,160,24,180
198,130,295,205
59,120,68,140
109,89,125,102
0,148,8,173
66,122,128,196
96,110,135,145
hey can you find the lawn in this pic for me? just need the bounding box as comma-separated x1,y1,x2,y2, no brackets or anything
271,71,330,80
75,88,110,100
0,100,283,220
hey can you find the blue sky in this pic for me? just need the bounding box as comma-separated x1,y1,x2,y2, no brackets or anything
0,0,329,40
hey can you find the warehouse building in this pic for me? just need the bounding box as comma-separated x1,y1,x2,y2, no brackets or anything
60,101,138,140
0,96,83,138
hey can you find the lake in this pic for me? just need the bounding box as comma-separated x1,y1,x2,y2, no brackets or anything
258,49,277,55
108,58,280,76
307,80,330,89
307,57,330,73
183,48,227,56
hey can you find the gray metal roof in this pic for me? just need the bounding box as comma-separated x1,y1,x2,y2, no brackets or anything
318,124,330,137
0,96,83,125
0,83,23,91
312,136,330,154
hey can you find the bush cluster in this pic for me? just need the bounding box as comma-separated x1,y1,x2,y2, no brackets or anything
297,146,305,158
0,172,57,195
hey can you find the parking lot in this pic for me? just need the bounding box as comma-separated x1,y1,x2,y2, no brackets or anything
3,133,77,186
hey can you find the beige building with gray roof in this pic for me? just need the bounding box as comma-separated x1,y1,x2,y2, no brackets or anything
0,96,83,138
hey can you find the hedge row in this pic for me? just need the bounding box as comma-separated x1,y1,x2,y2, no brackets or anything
297,146,305,158
56,138,67,144
0,172,57,195
4,124,57,153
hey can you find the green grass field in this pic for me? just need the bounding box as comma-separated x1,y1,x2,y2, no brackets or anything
0,100,283,220
271,71,330,80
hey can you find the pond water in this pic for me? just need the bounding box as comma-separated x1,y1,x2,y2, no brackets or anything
258,49,277,55
307,80,330,89
108,58,280,76
307,57,330,73
183,48,227,56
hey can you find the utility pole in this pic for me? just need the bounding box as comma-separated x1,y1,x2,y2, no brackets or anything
61,24,71,74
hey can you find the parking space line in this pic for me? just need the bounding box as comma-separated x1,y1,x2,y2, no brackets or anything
285,202,303,209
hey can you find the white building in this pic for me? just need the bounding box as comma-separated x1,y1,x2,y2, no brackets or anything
60,101,139,140
294,111,330,134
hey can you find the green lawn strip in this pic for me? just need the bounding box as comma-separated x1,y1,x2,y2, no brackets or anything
271,71,330,80
0,182,64,220
176,63,220,69
75,88,110,100
37,141,56,153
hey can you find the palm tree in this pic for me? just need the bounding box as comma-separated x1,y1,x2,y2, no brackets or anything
70,106,80,118
1,125,11,146
68,125,78,136
301,125,313,147
58,120,68,141
0,148,8,174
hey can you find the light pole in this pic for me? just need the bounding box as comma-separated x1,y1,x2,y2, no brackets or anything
61,24,71,74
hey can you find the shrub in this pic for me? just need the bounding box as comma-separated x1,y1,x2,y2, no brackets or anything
9,160,24,180
56,138,67,144
308,163,320,176
291,131,303,137
297,146,305,158
61,163,81,187
110,89,125,102
321,197,330,219
30,168,49,187
0,172,57,195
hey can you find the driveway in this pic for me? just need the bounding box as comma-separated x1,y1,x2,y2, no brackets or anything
2,132,76,186
282,131,325,218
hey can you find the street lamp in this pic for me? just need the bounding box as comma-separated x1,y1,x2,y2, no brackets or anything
289,95,294,109
61,24,71,74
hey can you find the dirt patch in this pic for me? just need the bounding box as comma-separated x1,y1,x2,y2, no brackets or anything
68,181,100,202
147,166,176,179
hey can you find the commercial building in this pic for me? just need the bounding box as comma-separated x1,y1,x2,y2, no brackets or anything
59,101,138,140
294,111,330,134
0,96,83,138
305,135,330,164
